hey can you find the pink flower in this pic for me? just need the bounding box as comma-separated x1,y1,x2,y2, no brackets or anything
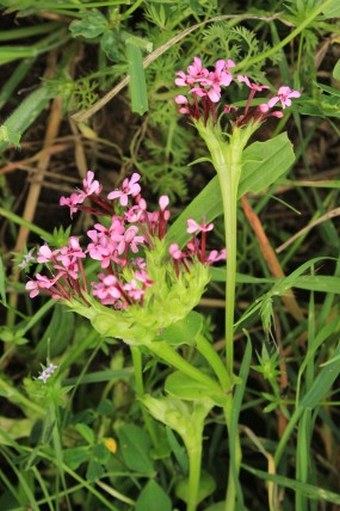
82,170,102,195
87,220,124,268
213,59,235,87
92,273,122,305
134,269,153,287
260,86,301,112
175,57,209,87
191,59,235,103
59,192,85,218
174,95,190,114
207,249,226,264
25,274,56,298
187,218,214,234
117,226,144,255
124,198,147,223
191,83,221,103
271,86,301,108
107,173,142,206
187,57,209,81
175,71,192,87
159,195,170,211
169,243,185,261
123,279,145,302
175,94,188,105
37,244,54,264
186,238,200,255
237,75,269,92
53,237,86,279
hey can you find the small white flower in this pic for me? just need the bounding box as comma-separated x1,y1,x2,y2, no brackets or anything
37,363,57,383
18,249,35,270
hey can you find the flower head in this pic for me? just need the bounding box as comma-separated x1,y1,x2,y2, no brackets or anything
37,363,57,383
26,171,225,344
175,57,300,126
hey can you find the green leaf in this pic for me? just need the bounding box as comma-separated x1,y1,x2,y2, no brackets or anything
96,398,114,416
93,443,110,464
159,311,203,346
126,41,148,115
0,86,52,152
176,471,216,505
242,464,340,504
293,275,340,294
100,30,120,61
165,371,223,405
69,10,108,39
64,447,89,470
166,427,188,473
239,132,295,195
136,480,172,511
205,503,225,511
75,423,95,445
211,270,340,294
298,96,340,118
0,326,29,346
117,424,154,475
86,459,104,482
150,425,171,460
168,133,295,246
0,126,21,146
333,59,340,80
321,0,340,18
300,342,340,409
35,304,75,358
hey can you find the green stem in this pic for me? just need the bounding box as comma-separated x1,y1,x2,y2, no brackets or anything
130,346,159,448
219,168,238,377
0,377,44,416
194,121,258,511
186,443,202,511
224,397,242,511
0,207,51,241
194,122,250,377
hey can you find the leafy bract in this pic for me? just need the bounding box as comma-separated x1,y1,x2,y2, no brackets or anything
168,133,295,246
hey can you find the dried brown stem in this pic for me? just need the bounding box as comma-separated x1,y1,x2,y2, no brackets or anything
241,195,304,321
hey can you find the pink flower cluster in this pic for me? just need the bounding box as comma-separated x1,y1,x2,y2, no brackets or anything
26,172,225,310
175,57,300,125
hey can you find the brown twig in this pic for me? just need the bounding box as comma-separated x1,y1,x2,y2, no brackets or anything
0,144,69,175
7,56,63,327
241,195,304,321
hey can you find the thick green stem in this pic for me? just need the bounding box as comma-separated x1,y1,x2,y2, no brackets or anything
194,120,258,511
224,398,242,511
218,166,239,377
186,443,202,511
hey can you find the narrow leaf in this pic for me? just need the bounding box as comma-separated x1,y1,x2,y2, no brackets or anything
126,42,148,115
242,464,340,504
